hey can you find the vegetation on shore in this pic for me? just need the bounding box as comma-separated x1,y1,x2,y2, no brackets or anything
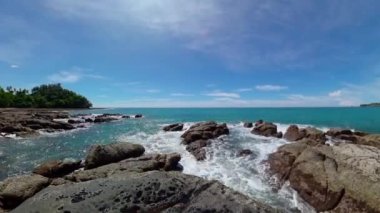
360,103,380,107
0,84,92,108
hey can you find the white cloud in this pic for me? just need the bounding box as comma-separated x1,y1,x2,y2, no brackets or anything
146,89,160,93
256,85,288,91
48,71,81,83
205,92,240,99
48,67,105,83
328,90,342,97
10,64,19,69
43,0,378,69
171,93,194,97
126,81,141,86
235,88,252,92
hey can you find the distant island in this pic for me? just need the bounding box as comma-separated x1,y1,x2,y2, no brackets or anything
0,83,92,108
360,103,380,107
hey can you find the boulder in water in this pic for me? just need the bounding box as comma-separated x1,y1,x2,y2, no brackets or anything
251,122,278,137
84,142,145,169
243,122,253,128
163,123,184,132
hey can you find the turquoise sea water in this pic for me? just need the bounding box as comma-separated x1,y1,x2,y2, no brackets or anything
1,107,380,212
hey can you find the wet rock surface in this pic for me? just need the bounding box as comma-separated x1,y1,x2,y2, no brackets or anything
1,142,277,213
163,123,184,132
13,171,276,213
0,109,144,138
181,122,229,160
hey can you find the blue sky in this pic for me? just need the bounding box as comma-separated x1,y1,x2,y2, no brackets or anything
1,0,380,107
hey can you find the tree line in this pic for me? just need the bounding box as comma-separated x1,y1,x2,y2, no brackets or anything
0,84,92,108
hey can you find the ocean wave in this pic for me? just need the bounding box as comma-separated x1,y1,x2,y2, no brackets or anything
117,121,322,212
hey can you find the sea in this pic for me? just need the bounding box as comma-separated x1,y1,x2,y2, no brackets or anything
1,107,380,212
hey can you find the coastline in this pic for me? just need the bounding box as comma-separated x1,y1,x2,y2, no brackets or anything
0,109,379,212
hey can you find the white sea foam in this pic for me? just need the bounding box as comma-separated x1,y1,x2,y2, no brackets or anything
117,121,323,212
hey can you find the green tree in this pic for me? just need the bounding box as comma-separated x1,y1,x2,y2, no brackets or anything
0,84,92,108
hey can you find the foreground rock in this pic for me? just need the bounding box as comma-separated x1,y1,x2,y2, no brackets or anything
67,153,182,182
85,142,145,169
326,128,380,149
180,122,229,160
267,142,380,212
14,171,276,213
0,174,50,209
163,123,184,132
2,142,276,212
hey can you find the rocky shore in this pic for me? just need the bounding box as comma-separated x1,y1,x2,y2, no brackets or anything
0,109,143,138
0,142,277,212
249,120,380,213
164,120,380,212
1,114,380,212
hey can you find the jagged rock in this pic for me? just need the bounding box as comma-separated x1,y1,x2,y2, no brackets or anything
243,122,253,128
0,175,50,209
267,143,380,212
22,119,74,130
181,122,229,144
251,122,278,137
135,114,143,118
185,140,209,161
181,122,229,160
67,153,182,182
284,125,326,143
276,131,283,138
301,127,326,142
163,123,184,132
13,171,276,213
326,128,353,137
84,142,145,169
94,115,118,123
284,125,305,141
33,159,82,178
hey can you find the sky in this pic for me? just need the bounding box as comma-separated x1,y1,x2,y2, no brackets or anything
1,0,380,107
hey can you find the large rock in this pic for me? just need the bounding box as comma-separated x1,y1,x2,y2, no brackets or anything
33,159,82,178
181,121,229,144
13,171,276,213
284,125,305,141
68,153,182,182
181,122,229,160
251,122,278,137
0,175,49,209
84,142,145,169
163,123,184,132
284,125,326,143
267,143,380,212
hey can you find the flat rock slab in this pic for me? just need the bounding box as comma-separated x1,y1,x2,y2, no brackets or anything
13,171,277,213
